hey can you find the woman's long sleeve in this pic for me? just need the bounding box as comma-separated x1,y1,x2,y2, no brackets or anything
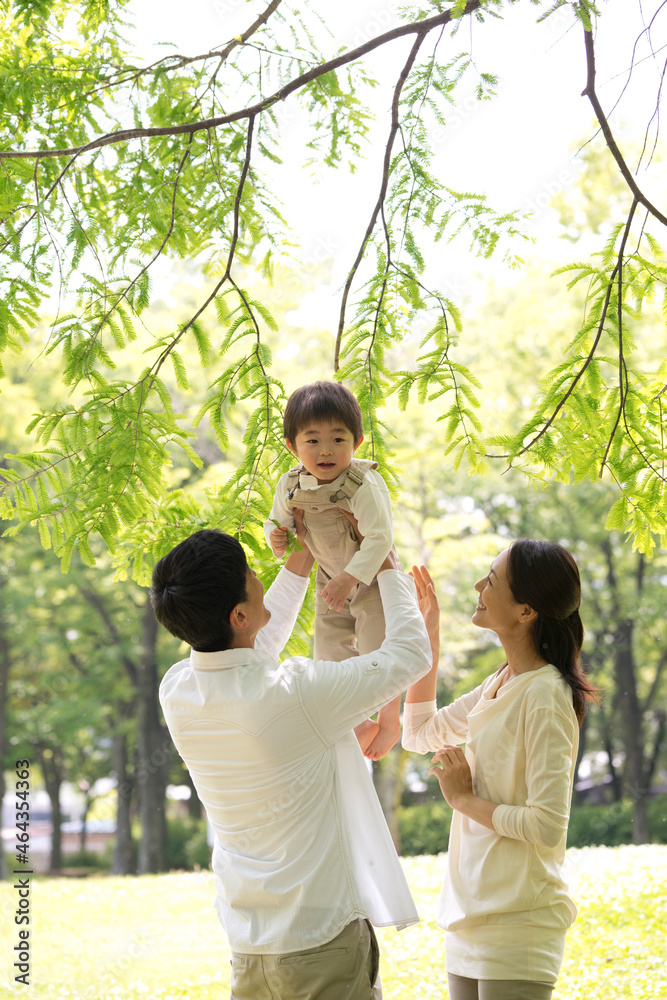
491,705,578,849
402,685,484,754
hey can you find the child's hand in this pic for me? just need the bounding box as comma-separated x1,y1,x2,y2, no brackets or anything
269,519,303,559
320,571,358,611
269,525,289,558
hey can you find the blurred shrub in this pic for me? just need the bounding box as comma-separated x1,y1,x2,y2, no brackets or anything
399,800,452,856
567,800,634,847
567,795,667,848
398,795,667,855
165,816,211,870
63,848,107,869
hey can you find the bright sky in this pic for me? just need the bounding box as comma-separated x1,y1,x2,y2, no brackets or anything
129,1,664,326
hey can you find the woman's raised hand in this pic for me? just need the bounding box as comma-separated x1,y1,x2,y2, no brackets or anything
411,564,439,638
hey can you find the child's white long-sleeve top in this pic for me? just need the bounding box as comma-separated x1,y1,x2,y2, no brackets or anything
402,664,579,983
263,464,393,584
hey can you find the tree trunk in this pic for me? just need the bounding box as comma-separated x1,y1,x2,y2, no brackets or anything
37,744,65,871
646,709,666,790
573,712,588,804
596,700,623,802
613,618,650,844
112,708,136,875
79,790,90,853
372,745,408,853
136,601,170,873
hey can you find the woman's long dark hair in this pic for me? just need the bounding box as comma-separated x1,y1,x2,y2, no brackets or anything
507,538,599,726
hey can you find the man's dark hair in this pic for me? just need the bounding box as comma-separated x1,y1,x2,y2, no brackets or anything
150,530,248,651
283,381,364,446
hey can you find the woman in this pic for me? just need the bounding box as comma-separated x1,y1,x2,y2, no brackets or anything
404,540,598,1000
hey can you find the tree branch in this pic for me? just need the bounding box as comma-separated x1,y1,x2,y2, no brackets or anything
82,588,138,686
491,198,638,462
42,0,286,112
582,26,667,227
599,206,631,473
0,3,482,162
334,29,429,373
641,649,667,717
87,136,194,354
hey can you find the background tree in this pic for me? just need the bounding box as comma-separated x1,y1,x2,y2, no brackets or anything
0,272,322,875
390,239,667,844
0,0,666,576
3,2,667,864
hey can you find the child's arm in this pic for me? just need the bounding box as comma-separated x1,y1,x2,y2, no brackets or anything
341,471,393,582
264,474,296,558
319,569,360,611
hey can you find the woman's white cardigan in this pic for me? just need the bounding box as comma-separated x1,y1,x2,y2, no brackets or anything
402,665,579,983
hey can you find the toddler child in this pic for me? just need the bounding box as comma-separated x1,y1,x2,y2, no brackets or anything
264,380,401,761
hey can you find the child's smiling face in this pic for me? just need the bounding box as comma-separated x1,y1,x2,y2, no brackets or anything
288,421,363,484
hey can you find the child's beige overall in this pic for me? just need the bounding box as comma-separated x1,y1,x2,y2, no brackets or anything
285,458,392,661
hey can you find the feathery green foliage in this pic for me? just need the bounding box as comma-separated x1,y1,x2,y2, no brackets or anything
0,0,665,572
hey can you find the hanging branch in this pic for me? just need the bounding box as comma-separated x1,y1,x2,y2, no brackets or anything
228,277,278,533
86,136,194,353
598,207,632,474
490,198,639,461
491,15,667,469
0,3,482,163
128,111,258,389
0,115,258,506
332,27,429,459
333,30,430,374
389,264,480,455
10,0,287,118
582,25,667,228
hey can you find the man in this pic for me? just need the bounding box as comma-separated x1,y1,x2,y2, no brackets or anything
152,518,432,999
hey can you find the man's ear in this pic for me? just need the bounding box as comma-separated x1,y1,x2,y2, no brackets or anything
229,603,250,632
285,438,297,457
354,434,364,451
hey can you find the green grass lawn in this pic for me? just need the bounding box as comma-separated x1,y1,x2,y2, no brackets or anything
1,845,665,999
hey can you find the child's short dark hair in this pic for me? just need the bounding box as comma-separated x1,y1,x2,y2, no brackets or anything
283,381,364,446
150,529,248,652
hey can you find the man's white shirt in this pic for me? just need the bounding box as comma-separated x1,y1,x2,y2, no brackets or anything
159,566,431,954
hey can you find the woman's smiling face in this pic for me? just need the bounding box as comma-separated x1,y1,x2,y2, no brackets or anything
472,548,522,634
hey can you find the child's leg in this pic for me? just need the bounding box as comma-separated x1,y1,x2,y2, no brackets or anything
353,717,381,756
369,695,402,761
313,577,358,661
